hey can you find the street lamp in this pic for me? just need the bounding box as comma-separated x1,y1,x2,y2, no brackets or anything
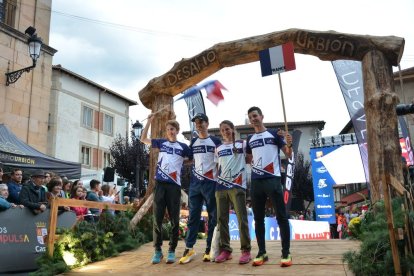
132,120,143,199
132,120,143,138
5,26,43,86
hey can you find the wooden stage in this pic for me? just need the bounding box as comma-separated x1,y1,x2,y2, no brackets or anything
63,239,359,275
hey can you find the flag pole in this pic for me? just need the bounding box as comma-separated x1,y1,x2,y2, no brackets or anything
278,73,288,132
140,105,170,123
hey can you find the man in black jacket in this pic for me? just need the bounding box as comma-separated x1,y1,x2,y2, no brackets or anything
19,169,47,214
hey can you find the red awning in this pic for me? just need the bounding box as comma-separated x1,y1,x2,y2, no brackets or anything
340,188,369,205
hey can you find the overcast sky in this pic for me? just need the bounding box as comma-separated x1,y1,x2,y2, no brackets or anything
49,0,414,140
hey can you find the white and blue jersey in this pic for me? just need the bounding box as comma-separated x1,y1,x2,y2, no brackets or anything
246,129,286,179
190,136,221,183
152,139,193,186
215,140,247,190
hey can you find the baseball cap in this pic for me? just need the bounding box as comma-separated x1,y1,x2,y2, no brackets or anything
191,113,209,122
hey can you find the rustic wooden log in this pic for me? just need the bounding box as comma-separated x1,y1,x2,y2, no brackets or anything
381,174,402,275
138,28,404,109
130,193,154,228
363,50,403,203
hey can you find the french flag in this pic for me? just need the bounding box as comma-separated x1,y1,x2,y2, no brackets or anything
200,80,227,106
259,42,296,77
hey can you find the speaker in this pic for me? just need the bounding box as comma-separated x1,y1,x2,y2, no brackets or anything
117,178,125,186
103,167,115,182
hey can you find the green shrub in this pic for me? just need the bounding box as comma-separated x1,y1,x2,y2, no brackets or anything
30,211,153,276
344,197,414,275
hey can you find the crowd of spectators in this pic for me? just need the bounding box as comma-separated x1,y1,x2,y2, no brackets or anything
0,166,130,222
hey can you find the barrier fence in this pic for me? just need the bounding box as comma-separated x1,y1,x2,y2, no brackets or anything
47,198,131,257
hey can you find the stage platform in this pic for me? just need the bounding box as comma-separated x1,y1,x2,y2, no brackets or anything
62,239,359,275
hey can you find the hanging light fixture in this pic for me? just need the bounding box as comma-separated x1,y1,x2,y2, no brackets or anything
5,26,43,86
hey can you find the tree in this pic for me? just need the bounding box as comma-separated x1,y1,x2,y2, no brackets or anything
109,134,149,197
292,152,314,211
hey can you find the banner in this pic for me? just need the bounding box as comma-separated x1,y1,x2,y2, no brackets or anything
332,60,369,183
310,147,336,224
229,214,330,241
399,116,414,166
332,60,414,183
0,208,76,273
176,87,206,137
283,129,302,212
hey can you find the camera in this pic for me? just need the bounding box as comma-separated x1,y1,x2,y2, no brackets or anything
396,104,414,116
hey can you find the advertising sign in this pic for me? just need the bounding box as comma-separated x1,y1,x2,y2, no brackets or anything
0,208,76,273
310,147,336,224
229,214,330,241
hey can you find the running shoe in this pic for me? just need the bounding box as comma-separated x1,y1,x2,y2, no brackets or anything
152,250,163,264
280,254,292,267
239,251,251,264
252,252,268,266
179,248,196,264
215,250,232,263
166,251,176,264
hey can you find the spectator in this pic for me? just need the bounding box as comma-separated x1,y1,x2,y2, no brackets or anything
0,184,24,210
337,213,347,239
101,184,116,215
43,171,54,192
0,166,3,184
19,169,48,214
123,196,130,205
86,179,103,219
46,177,70,213
70,185,89,221
7,168,23,204
61,178,72,198
73,179,83,189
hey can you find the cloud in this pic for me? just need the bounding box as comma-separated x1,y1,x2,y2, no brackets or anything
49,0,414,137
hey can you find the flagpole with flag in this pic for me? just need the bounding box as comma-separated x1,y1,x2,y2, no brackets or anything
259,41,297,212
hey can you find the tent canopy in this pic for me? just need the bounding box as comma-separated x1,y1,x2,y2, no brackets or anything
0,124,81,179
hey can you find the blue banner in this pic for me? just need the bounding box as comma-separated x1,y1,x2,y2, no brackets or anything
229,214,288,241
310,148,336,224
228,214,331,240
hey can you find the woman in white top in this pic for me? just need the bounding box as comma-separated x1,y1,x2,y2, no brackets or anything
101,184,116,215
214,120,251,264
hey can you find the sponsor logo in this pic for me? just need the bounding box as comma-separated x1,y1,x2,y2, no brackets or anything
316,193,330,198
229,218,240,240
35,222,47,245
252,167,265,176
316,166,327,173
317,179,327,189
317,204,332,209
318,214,333,218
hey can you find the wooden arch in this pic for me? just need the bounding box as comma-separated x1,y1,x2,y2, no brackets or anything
135,28,405,224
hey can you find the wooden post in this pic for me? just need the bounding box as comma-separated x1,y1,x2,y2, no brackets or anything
146,94,174,197
382,174,402,275
47,197,59,257
363,50,403,203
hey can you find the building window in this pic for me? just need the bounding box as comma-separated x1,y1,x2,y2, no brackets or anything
0,0,16,27
103,114,113,135
82,106,93,128
81,146,91,165
104,152,111,168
